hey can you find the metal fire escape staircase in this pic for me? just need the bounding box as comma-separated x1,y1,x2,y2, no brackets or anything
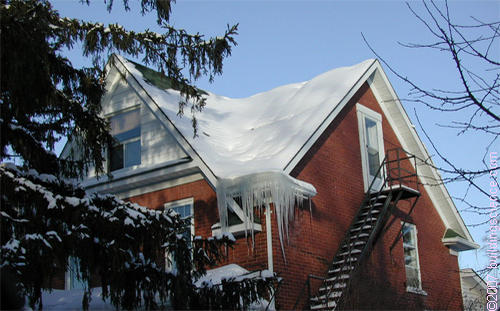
308,148,421,310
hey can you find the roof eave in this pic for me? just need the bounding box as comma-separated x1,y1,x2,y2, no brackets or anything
442,236,480,252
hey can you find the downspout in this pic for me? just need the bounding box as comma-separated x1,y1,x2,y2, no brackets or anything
265,203,276,310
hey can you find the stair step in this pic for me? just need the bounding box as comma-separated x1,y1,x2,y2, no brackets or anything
342,241,366,249
311,290,342,302
349,232,369,240
362,202,383,209
319,282,347,292
338,249,361,257
360,209,380,217
326,274,350,282
310,300,337,310
370,194,388,201
314,289,343,298
332,257,358,265
329,265,355,274
354,217,378,225
350,225,373,233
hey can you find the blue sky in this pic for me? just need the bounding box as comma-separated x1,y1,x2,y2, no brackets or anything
52,0,499,274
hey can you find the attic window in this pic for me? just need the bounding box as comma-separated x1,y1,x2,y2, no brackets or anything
109,108,141,171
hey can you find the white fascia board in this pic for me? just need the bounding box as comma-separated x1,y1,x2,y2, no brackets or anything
100,63,125,112
117,173,204,199
111,55,218,189
84,159,200,195
368,60,475,244
284,59,378,174
442,236,480,252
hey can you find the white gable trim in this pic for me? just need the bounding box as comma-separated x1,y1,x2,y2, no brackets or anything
111,55,218,189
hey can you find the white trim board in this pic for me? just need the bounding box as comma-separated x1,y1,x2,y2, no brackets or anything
112,55,218,189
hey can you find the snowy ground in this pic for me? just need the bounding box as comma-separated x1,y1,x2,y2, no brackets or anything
23,264,274,310
24,288,113,311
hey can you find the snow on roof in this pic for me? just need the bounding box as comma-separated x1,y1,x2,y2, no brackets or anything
119,56,375,179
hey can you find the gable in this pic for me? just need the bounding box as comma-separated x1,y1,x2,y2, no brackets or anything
86,66,188,178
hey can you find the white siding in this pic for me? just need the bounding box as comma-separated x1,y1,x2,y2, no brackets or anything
141,102,187,166
85,73,187,178
103,78,141,115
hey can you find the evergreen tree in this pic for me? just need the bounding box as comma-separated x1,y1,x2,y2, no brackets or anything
1,0,277,309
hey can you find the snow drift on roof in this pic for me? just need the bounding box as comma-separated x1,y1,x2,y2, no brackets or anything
119,56,374,179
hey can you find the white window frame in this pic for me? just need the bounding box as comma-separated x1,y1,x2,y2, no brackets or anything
64,256,85,290
164,198,194,270
401,222,427,295
356,104,385,192
211,197,262,237
107,106,142,172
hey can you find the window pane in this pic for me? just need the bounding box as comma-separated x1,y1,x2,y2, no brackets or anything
365,118,378,148
124,140,141,167
365,117,380,176
110,144,124,171
406,267,421,288
110,109,140,138
115,127,140,142
368,147,380,176
69,257,85,290
166,201,193,271
403,226,415,246
404,247,417,267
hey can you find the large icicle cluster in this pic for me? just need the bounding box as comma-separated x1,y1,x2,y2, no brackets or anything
216,171,316,259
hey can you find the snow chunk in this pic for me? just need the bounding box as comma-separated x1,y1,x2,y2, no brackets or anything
46,231,62,242
124,217,134,226
195,264,249,287
39,173,58,183
64,196,81,207
3,238,20,252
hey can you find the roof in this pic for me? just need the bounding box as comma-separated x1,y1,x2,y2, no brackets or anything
119,55,375,179
108,54,477,249
460,268,488,291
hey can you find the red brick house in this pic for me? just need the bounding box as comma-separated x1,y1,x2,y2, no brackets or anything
62,55,478,310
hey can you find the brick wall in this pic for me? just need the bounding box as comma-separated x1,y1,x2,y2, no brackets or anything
127,179,269,274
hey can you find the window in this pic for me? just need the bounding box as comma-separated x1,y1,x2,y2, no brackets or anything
65,256,85,290
356,104,385,191
109,108,141,171
164,198,194,270
402,223,423,291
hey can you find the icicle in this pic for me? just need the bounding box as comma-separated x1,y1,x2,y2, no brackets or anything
216,171,316,261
